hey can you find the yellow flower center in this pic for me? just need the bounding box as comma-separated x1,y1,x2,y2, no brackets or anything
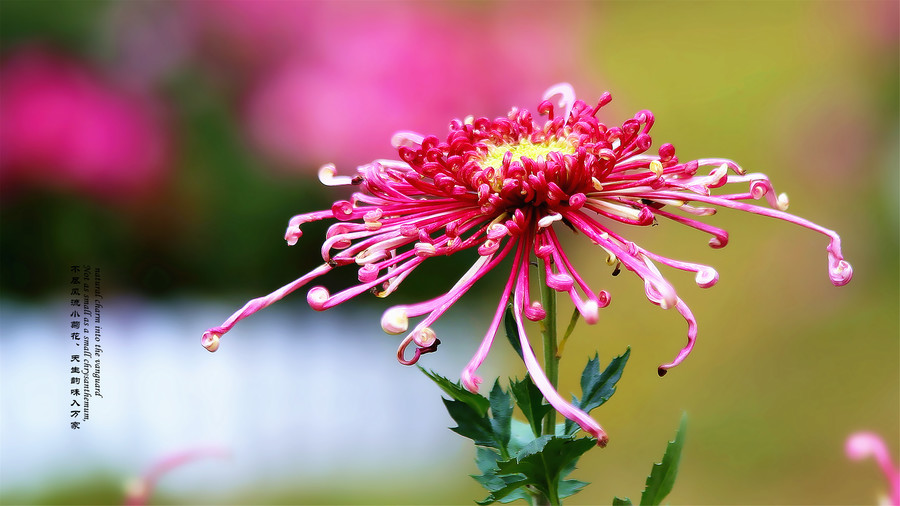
478,137,575,171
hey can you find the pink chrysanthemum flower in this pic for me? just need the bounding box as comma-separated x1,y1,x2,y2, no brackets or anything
202,84,852,445
846,432,900,506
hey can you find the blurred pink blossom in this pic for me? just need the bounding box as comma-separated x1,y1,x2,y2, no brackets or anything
0,49,171,203
237,2,598,170
180,0,315,77
124,447,229,506
846,432,900,506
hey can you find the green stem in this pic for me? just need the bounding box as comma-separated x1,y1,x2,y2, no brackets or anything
547,478,561,506
538,265,562,506
540,272,559,436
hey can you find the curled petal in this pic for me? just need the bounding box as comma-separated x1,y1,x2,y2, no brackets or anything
331,200,355,221
413,327,437,348
306,286,330,311
524,301,546,321
414,242,438,257
396,334,418,366
534,243,554,259
358,264,379,283
656,299,698,376
318,163,354,186
460,368,482,393
391,131,424,149
546,272,574,291
828,239,853,286
284,225,302,246
644,277,678,310
415,327,437,347
542,82,576,121
597,290,611,307
285,210,333,246
478,239,500,256
749,177,790,211
704,163,729,189
381,307,409,334
829,259,853,286
709,233,729,249
200,330,220,352
487,223,510,240
568,193,587,210
695,266,719,288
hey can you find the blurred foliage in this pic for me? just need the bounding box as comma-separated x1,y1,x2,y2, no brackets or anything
0,73,335,297
0,0,108,52
0,475,124,506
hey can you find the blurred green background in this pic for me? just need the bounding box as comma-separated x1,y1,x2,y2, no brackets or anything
0,1,897,505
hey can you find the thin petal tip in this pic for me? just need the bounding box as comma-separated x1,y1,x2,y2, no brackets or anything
594,430,609,447
381,307,409,334
830,260,853,287
845,432,886,460
461,370,482,393
201,330,221,352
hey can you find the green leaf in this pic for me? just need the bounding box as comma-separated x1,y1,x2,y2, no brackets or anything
473,448,532,505
475,448,502,474
434,380,512,453
443,399,499,449
613,497,633,505
474,475,532,505
640,413,688,506
503,305,525,361
420,367,490,416
508,419,537,456
489,380,513,452
509,375,552,438
565,347,631,435
496,491,533,505
558,479,589,499
496,435,595,499
579,347,630,412
472,470,527,494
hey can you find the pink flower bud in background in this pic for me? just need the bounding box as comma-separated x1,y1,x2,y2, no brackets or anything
0,49,171,204
241,2,595,170
846,432,900,506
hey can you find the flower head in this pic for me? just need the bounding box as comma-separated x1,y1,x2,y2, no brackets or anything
202,84,852,445
846,432,900,506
